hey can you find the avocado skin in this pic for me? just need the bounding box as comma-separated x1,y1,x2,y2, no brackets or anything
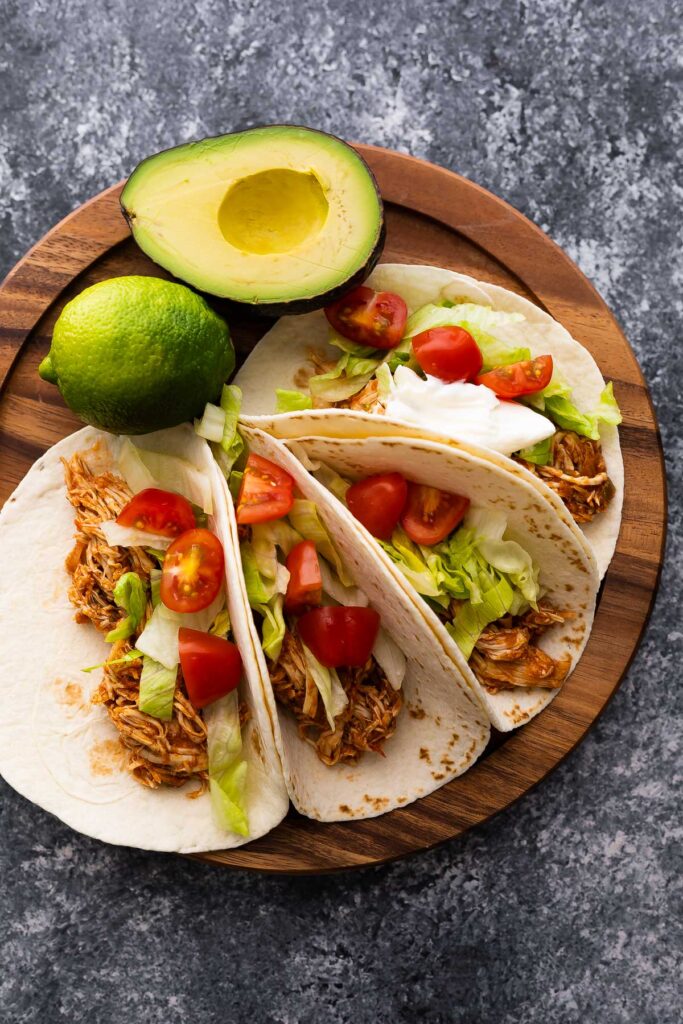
121,125,386,317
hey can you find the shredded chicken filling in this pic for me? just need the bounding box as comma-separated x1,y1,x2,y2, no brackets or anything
470,604,572,693
62,452,223,794
269,630,403,766
515,430,614,524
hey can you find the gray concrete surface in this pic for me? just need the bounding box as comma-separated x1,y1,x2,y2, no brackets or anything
0,1,680,1021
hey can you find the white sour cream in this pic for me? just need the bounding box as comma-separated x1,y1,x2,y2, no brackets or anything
384,366,555,457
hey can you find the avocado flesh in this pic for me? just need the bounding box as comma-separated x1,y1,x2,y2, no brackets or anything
122,126,385,314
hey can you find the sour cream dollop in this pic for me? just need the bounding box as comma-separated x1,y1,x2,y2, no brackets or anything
383,366,555,457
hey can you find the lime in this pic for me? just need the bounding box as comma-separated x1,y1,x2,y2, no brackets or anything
39,276,234,434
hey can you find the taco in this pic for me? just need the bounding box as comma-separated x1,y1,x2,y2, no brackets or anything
218,425,490,821
248,428,600,733
234,264,623,577
0,423,288,853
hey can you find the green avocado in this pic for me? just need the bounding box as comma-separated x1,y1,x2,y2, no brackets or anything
121,125,385,316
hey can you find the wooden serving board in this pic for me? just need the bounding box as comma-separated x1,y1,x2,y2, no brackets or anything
0,145,666,873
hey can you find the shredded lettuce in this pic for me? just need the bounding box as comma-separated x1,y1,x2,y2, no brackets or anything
375,362,393,402
372,628,406,690
257,595,286,661
319,558,368,607
526,377,622,440
229,470,243,502
138,656,177,720
308,353,376,403
136,589,225,669
150,568,162,608
82,648,142,674
105,572,147,643
118,439,213,514
401,302,530,372
205,691,249,836
195,401,226,443
312,463,351,503
99,520,173,551
288,500,353,587
145,548,166,565
301,644,348,730
240,543,278,605
210,384,244,477
380,509,542,660
276,389,314,413
209,607,231,638
517,437,553,465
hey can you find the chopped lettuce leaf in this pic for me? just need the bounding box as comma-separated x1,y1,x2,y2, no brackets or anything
256,595,286,661
228,470,243,502
380,509,542,660
150,568,162,608
105,572,147,643
136,589,225,669
118,440,213,514
463,323,531,372
288,500,353,587
312,462,351,503
209,607,231,638
145,547,166,565
319,558,368,607
195,402,226,443
99,520,173,551
82,648,142,674
517,436,553,465
308,353,375,403
138,656,177,721
276,389,314,413
404,302,524,339
329,332,380,359
372,628,406,690
375,362,393,403
240,543,278,605
301,645,348,730
211,384,244,477
205,691,248,836
525,375,622,440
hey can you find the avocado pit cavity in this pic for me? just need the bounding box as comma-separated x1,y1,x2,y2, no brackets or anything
218,169,329,255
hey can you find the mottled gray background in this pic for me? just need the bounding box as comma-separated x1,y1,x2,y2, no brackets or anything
1,1,680,1021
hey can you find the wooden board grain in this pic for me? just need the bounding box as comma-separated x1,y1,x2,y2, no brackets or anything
0,146,666,873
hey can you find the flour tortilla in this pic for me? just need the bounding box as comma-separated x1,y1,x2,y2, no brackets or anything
0,424,288,853
230,426,490,821
235,263,623,578
268,430,599,733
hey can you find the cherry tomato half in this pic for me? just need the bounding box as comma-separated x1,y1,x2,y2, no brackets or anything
411,326,483,383
116,487,196,537
179,627,242,709
285,540,322,614
298,606,381,669
475,355,553,398
160,528,224,613
346,472,408,540
401,483,470,546
236,453,294,525
324,286,408,350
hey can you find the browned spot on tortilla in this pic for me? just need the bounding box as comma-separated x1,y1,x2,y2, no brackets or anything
431,772,445,781
363,794,389,811
441,756,455,769
89,738,127,777
565,583,574,592
250,727,263,759
397,796,407,804
419,747,432,764
408,705,426,720
449,732,460,746
435,716,441,726
339,804,352,814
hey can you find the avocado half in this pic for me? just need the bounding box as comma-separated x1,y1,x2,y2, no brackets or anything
121,125,385,316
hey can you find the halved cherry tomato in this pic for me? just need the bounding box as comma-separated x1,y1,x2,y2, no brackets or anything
116,488,195,537
285,540,322,614
475,355,553,398
411,326,483,383
346,472,408,540
236,453,294,525
324,286,408,350
179,627,242,709
401,483,470,546
298,606,380,668
160,528,224,613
